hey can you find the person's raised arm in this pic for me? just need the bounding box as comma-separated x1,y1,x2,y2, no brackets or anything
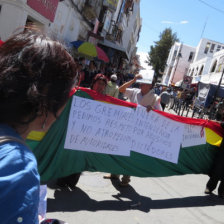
119,74,142,93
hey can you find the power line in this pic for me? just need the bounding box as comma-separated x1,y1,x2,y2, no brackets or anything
197,0,224,15
142,21,161,34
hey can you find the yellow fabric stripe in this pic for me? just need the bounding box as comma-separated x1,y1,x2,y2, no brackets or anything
26,131,46,141
26,119,221,147
205,127,222,147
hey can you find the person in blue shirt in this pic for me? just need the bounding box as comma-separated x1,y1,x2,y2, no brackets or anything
0,27,77,223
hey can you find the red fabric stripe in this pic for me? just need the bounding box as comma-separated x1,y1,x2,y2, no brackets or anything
72,87,137,108
69,87,223,137
0,40,4,47
69,87,77,97
155,110,223,137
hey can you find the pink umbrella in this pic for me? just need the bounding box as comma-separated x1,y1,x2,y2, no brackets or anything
0,40,4,46
96,46,109,63
70,40,109,63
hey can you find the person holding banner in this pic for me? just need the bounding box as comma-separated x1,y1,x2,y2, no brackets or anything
57,73,108,190
205,122,224,198
119,74,162,111
0,28,77,223
104,74,162,186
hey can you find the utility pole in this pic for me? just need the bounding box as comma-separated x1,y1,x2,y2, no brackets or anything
209,68,224,119
200,16,209,39
212,68,224,102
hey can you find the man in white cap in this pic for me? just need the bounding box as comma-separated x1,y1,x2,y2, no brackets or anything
104,74,162,186
120,74,162,110
105,74,119,98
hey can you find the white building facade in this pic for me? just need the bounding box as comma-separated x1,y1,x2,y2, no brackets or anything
98,0,141,66
162,42,196,86
0,0,103,43
163,38,224,87
121,0,141,60
188,39,224,85
0,0,50,40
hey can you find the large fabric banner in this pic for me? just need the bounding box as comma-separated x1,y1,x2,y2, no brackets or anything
64,96,185,163
27,87,223,182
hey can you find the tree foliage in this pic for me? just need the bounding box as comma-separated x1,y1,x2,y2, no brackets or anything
146,28,179,81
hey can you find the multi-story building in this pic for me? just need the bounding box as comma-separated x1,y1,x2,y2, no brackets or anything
98,0,141,68
0,0,103,44
162,42,196,85
0,0,141,69
199,49,224,86
162,38,224,87
190,39,224,85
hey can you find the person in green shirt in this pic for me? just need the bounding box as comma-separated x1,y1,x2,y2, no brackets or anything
105,74,119,98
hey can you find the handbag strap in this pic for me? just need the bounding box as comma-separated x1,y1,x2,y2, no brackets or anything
0,135,29,148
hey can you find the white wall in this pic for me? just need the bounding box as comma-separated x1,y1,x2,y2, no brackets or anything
111,0,123,23
0,0,89,44
121,1,141,59
163,42,196,85
174,44,196,82
194,38,224,62
189,42,224,84
49,0,93,43
0,0,50,40
49,1,82,42
0,0,26,40
189,57,209,84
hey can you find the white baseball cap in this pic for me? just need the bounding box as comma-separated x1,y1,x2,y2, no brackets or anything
136,70,154,84
111,74,117,81
136,78,153,84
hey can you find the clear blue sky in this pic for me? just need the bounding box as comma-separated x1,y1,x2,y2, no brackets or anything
137,0,224,53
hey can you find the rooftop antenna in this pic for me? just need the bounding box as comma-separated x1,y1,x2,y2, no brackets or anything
200,16,209,39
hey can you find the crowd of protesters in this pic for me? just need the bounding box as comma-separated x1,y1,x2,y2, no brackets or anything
154,84,197,115
74,58,202,117
74,57,133,95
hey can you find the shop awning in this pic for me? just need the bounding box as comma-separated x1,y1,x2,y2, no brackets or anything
200,72,224,86
98,39,129,60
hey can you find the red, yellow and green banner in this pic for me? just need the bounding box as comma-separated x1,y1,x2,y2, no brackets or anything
26,87,223,182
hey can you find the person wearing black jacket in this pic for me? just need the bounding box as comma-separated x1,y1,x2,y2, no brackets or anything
205,122,224,198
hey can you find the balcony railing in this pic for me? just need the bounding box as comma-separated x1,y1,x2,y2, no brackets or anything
106,24,123,43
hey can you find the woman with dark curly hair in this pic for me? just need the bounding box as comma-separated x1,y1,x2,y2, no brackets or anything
0,28,77,223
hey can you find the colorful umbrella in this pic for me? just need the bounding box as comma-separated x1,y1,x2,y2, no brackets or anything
70,40,109,63
0,40,4,47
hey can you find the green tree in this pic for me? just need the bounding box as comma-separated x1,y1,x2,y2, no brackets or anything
146,28,179,81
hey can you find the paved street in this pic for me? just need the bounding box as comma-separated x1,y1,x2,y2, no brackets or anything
46,172,224,224
164,99,194,118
